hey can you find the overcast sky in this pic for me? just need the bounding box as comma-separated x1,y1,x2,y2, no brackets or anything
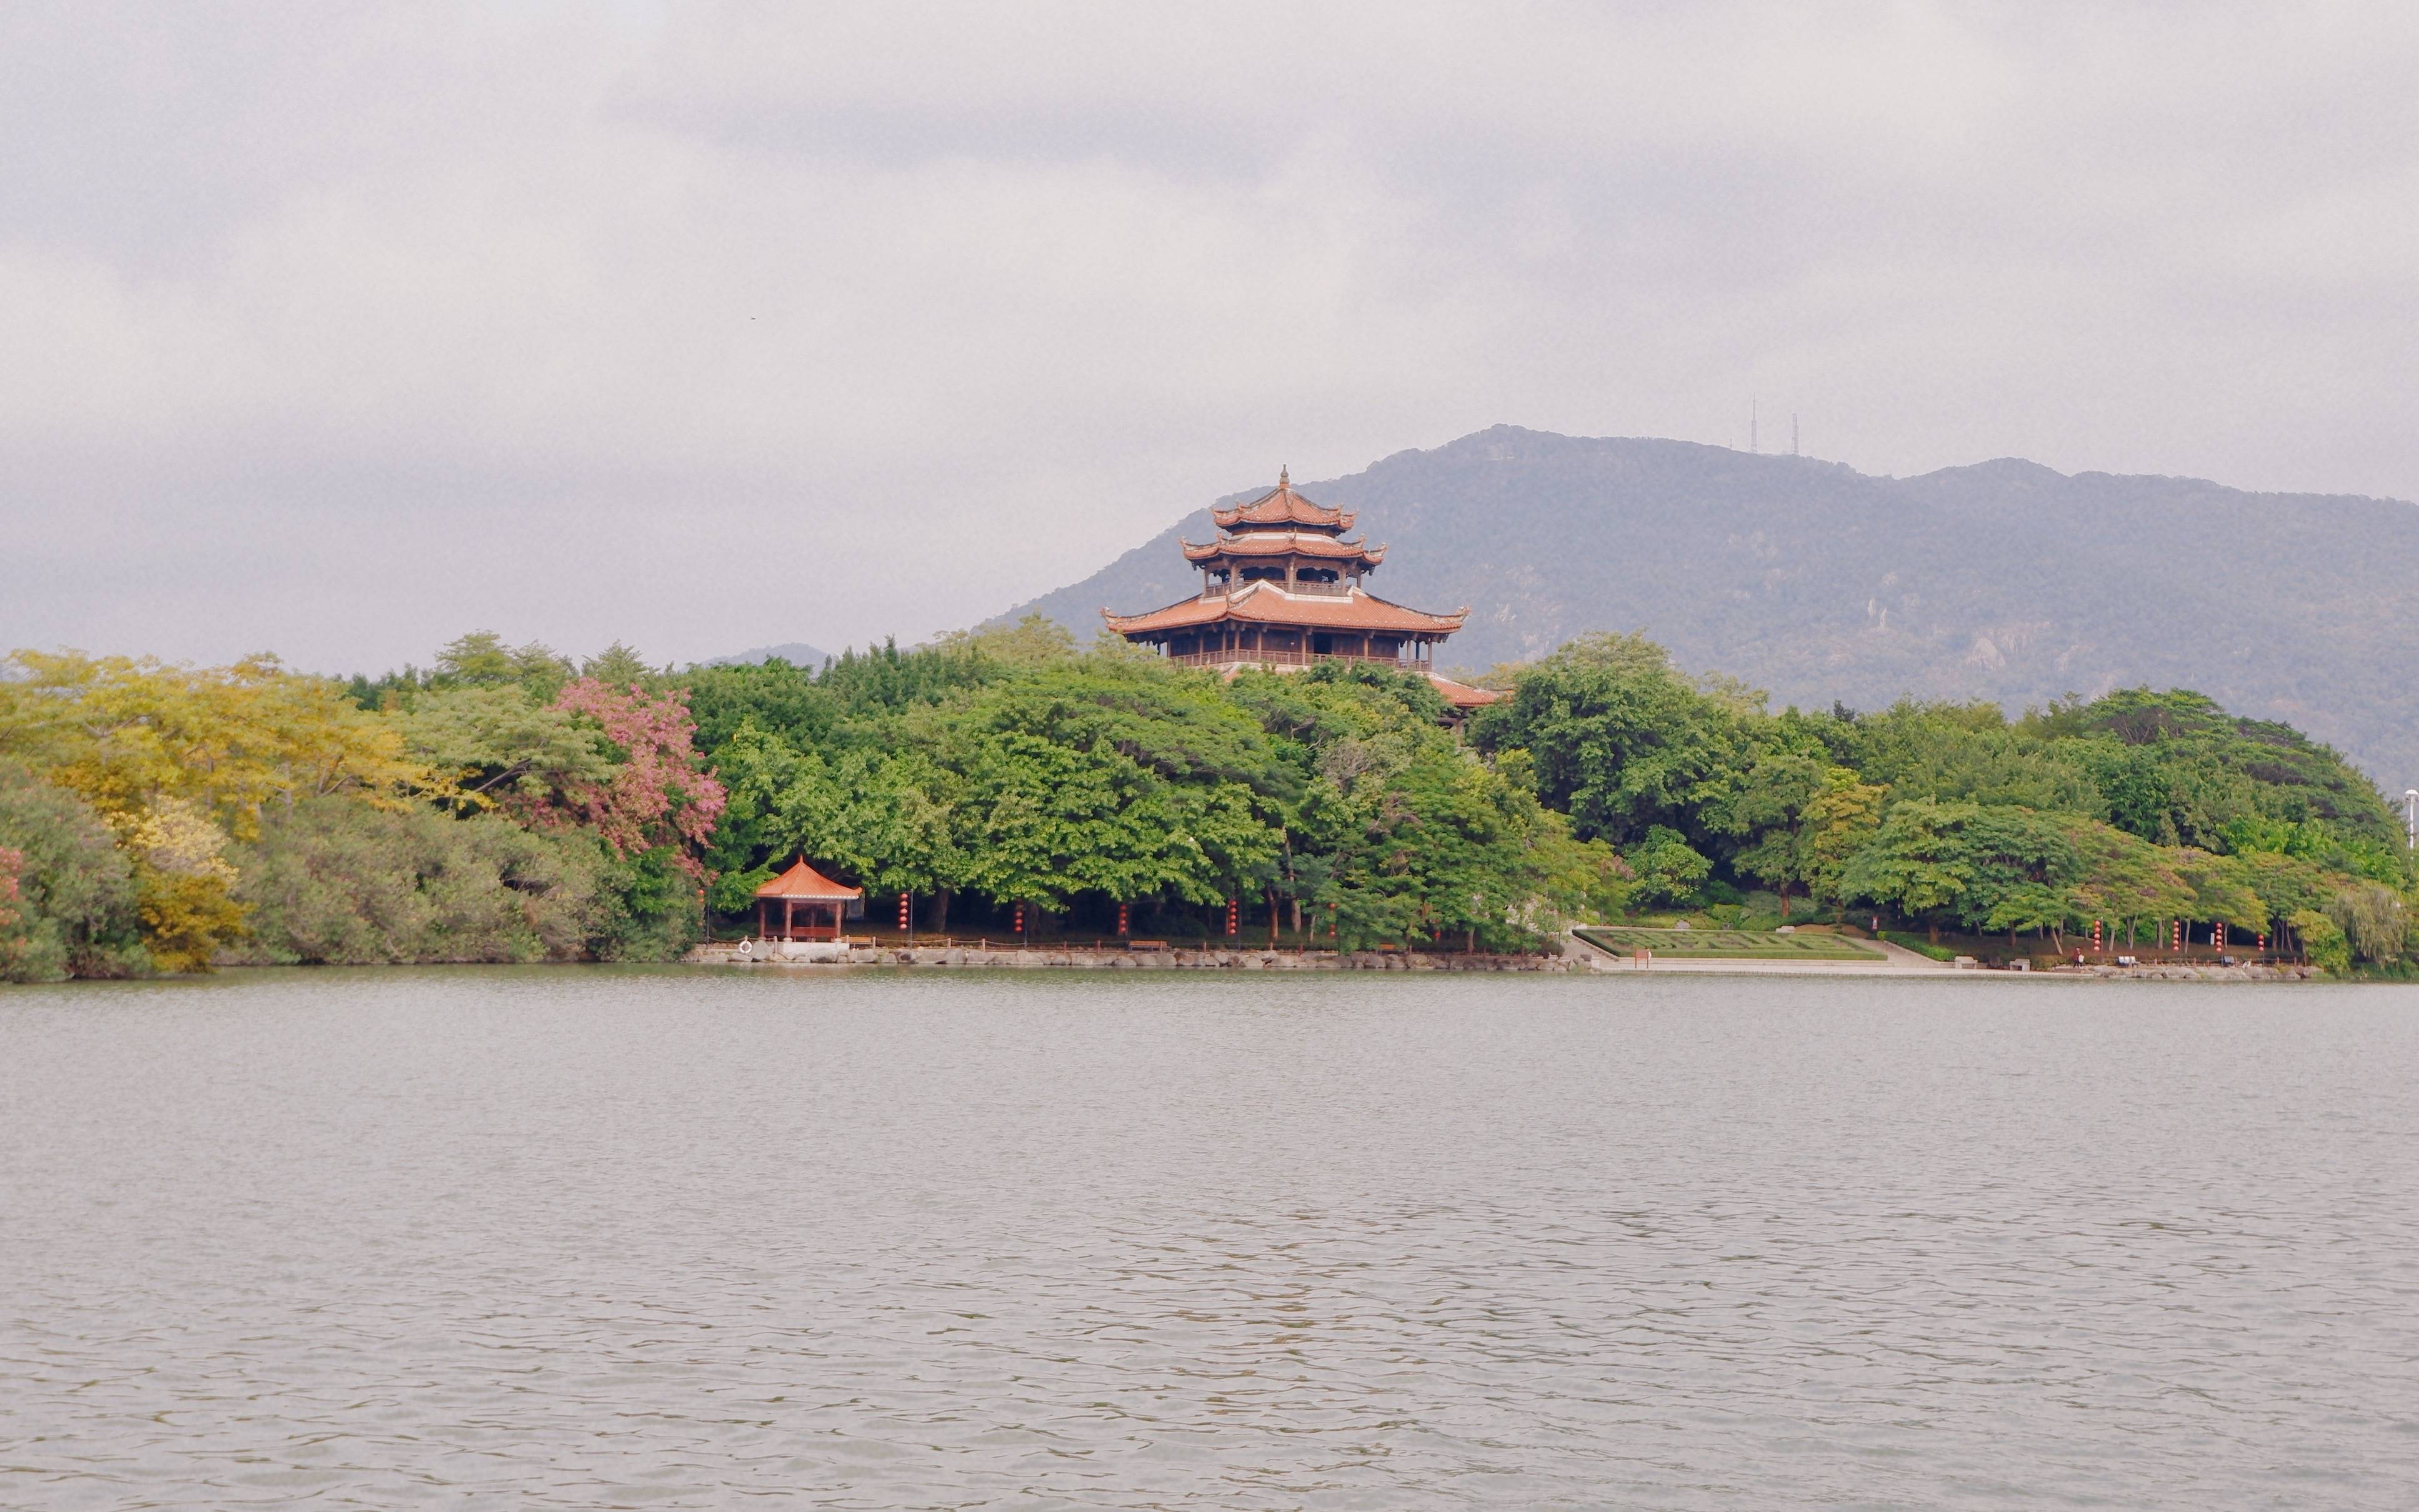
4,1,2414,674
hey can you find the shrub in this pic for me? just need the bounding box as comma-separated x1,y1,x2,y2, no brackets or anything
0,762,147,981
230,797,607,965
587,846,707,962
1881,930,1961,962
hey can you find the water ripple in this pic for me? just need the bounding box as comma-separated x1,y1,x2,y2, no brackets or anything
3,967,2415,1508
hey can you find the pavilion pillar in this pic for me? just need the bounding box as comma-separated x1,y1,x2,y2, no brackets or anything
783,898,793,940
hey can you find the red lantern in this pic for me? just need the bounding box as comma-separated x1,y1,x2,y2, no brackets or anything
1117,902,1129,935
897,891,910,930
1014,903,1025,934
1226,898,1239,936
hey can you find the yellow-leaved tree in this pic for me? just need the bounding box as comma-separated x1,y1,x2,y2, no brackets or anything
0,652,441,970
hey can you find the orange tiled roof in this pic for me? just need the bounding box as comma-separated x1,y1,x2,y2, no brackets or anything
754,857,863,900
1102,582,1467,637
1210,469,1355,533
1180,531,1385,564
1425,673,1505,709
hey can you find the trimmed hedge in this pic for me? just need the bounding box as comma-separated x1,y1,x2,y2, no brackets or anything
1577,926,1882,960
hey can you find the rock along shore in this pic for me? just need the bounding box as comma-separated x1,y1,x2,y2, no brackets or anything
686,942,1580,972
2045,962,2321,982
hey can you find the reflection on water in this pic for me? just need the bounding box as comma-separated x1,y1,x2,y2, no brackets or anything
2,967,2415,1508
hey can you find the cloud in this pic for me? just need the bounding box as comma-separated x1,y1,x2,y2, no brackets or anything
2,1,2413,672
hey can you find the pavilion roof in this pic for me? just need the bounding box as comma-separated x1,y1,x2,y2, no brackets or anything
1102,582,1467,637
1211,469,1355,533
1180,531,1385,564
1425,673,1505,709
754,857,863,901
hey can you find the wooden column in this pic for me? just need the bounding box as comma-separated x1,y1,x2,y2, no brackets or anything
783,897,793,940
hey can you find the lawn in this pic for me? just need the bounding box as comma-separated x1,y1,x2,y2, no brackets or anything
1575,926,1884,961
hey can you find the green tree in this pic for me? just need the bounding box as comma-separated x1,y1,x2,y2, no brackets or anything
401,685,613,814
581,642,659,691
1828,700,2104,815
1838,798,1978,940
1800,768,1887,911
2051,687,2400,851
922,660,1290,917
930,612,1079,665
1714,749,1827,915
1624,825,1711,908
1985,882,2075,953
2327,883,2407,964
432,632,578,704
2172,849,2268,935
1725,760,1883,918
2290,909,2351,972
1470,633,1760,846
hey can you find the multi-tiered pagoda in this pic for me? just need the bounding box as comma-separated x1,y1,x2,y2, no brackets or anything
1103,469,1498,710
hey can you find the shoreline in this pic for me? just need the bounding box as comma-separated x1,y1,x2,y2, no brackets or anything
1563,932,2323,980
686,941,1582,972
683,937,2325,981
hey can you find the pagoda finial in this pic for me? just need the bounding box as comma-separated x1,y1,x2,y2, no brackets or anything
1279,464,1289,488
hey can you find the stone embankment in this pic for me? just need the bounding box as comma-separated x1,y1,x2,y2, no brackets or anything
2047,962,2321,982
687,941,1579,972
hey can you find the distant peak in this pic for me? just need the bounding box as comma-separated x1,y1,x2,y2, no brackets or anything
1918,457,2070,484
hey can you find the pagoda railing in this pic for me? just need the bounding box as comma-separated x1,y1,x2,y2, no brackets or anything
1199,580,1356,599
1166,649,1421,670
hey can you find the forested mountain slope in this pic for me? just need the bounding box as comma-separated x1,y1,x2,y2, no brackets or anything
1004,426,2419,787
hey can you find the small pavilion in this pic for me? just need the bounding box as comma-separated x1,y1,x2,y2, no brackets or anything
752,858,862,942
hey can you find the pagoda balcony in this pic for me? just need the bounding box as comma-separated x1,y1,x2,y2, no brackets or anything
1166,648,1420,670
1200,579,1357,599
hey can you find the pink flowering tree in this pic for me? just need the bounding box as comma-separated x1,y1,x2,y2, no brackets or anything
545,679,727,880
0,846,25,978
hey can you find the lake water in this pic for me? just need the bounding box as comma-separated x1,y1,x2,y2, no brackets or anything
3,968,2415,1510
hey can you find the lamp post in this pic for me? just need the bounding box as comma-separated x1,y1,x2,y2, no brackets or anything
2405,789,2417,850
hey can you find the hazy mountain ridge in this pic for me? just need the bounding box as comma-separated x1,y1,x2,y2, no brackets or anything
707,641,832,669
1002,426,2419,786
